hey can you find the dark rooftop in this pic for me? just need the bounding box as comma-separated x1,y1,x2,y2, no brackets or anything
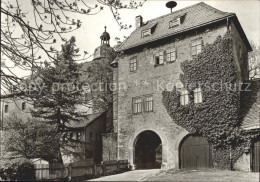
117,2,251,51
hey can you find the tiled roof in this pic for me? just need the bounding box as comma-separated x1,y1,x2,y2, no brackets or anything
241,80,260,130
65,112,104,128
117,2,236,51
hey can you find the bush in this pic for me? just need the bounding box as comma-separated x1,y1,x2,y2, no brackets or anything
17,162,36,181
1,158,36,181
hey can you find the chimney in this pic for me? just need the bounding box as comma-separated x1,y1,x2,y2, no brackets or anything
135,15,143,28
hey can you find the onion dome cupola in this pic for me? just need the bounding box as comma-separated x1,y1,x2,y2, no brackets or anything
100,26,110,45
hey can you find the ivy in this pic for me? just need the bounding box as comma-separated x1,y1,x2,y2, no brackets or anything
162,34,260,169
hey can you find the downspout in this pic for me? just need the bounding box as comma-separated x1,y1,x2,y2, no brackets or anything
0,101,4,166
116,65,120,161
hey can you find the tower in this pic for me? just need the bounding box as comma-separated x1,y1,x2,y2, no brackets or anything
93,26,116,61
100,26,110,45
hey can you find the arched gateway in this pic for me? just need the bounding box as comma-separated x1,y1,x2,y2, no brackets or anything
134,130,162,169
179,135,213,169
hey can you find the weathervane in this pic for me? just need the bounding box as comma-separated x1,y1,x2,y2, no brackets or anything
166,1,177,13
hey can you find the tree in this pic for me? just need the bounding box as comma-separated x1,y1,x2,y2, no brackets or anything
1,0,146,96
26,37,87,163
1,114,59,161
248,41,260,80
31,37,84,130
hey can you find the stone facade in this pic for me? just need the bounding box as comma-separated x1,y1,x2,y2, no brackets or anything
102,133,118,161
111,3,251,170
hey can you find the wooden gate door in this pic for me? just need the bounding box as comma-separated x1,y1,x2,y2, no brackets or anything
180,136,212,169
252,140,260,172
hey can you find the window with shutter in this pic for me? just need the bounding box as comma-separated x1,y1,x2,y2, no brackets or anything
155,51,164,66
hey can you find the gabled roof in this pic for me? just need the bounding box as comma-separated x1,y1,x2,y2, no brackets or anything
117,2,251,51
241,80,260,130
65,112,104,128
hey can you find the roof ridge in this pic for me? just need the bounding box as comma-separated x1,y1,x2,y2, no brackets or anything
199,2,230,15
144,2,206,24
118,2,206,50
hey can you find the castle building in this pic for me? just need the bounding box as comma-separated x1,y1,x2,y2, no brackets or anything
109,2,259,171
0,27,116,165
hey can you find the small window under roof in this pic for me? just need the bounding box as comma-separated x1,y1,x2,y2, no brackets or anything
141,22,157,38
169,18,181,28
169,13,186,29
141,29,151,37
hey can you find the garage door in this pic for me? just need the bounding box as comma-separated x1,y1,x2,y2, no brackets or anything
180,135,213,169
252,140,260,172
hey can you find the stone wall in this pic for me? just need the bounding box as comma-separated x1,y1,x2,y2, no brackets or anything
230,20,249,82
116,21,240,170
102,133,118,161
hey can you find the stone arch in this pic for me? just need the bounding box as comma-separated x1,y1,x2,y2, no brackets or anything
128,127,168,170
178,134,213,169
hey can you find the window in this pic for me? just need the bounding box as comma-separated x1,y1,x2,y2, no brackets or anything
169,18,180,28
141,29,151,37
76,132,81,140
4,105,8,113
22,102,26,110
194,88,202,103
130,58,137,72
144,95,153,112
89,132,93,141
166,48,176,62
70,133,73,139
191,39,203,56
155,51,164,65
180,90,189,105
133,97,142,114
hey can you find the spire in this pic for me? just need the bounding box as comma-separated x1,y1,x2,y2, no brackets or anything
100,26,110,45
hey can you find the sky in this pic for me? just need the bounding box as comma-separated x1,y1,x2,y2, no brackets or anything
75,0,260,56
1,0,260,86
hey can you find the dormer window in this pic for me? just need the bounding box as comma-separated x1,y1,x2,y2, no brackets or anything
141,29,151,37
169,18,181,28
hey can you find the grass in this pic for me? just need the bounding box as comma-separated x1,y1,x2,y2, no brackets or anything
145,169,260,182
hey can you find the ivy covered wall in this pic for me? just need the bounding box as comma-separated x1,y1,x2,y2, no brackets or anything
162,34,259,169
